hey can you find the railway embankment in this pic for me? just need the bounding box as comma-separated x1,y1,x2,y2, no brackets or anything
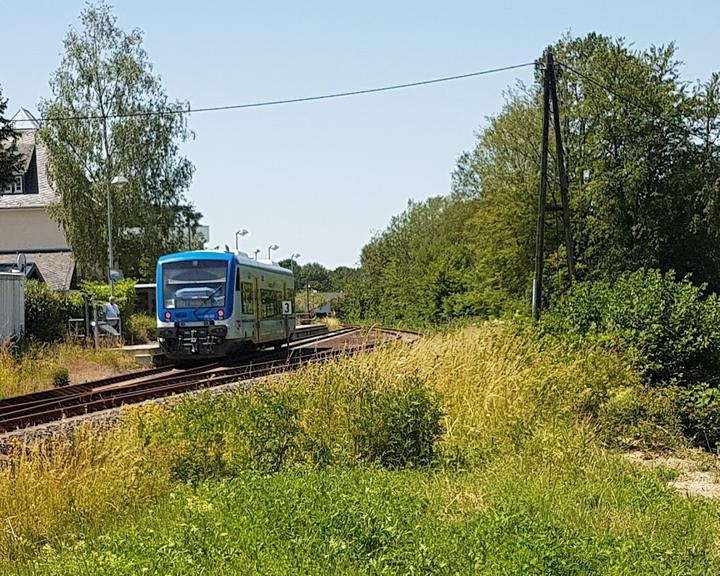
2,323,719,574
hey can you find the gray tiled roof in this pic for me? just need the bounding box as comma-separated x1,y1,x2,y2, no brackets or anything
0,251,75,291
0,122,57,209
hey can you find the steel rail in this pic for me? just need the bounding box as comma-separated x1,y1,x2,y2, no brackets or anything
0,326,359,413
0,347,362,432
0,326,412,433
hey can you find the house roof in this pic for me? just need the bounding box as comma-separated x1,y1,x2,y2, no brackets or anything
0,251,75,291
10,108,40,130
0,261,45,283
0,110,57,209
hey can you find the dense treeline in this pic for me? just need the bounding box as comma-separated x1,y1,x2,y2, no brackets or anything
343,34,720,325
278,259,359,294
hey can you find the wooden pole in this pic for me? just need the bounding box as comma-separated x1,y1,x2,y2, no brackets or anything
533,52,551,320
547,52,576,280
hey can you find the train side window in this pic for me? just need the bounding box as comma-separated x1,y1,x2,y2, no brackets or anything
260,288,282,318
241,282,255,314
236,269,241,291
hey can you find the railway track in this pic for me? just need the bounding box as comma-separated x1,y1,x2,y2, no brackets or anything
0,326,419,434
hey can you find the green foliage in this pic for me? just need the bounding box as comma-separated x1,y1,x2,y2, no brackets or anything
123,314,156,344
343,196,509,325
682,384,720,450
453,35,720,298
151,372,443,481
0,86,22,188
595,385,685,450
80,279,137,317
160,389,305,481
38,1,199,280
348,34,720,326
51,367,70,388
354,375,442,468
23,281,82,342
15,448,720,575
542,270,720,448
542,269,720,388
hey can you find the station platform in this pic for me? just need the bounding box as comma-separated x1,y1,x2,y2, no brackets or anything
115,324,330,368
117,342,165,367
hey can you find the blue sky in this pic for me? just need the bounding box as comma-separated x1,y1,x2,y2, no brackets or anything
2,0,719,268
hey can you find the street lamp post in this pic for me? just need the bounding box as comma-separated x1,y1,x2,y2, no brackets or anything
235,229,248,251
267,244,279,261
253,249,261,261
107,175,128,297
290,253,300,275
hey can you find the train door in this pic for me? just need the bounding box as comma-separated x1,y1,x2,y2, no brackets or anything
254,277,261,342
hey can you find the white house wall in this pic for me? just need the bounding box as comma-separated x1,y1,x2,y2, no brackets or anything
0,207,68,251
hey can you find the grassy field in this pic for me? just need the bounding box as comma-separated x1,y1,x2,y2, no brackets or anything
2,325,719,574
0,343,137,398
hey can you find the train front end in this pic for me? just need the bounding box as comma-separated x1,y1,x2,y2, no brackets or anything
156,251,234,361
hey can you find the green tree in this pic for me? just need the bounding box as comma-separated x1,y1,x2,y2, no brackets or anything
39,1,198,280
0,86,22,188
344,196,492,325
455,34,720,301
349,34,720,325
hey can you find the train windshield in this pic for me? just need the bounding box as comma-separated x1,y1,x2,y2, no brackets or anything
162,260,228,309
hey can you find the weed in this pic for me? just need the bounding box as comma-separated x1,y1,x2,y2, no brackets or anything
51,367,70,387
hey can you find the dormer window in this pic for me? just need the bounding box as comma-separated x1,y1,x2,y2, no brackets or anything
1,176,24,194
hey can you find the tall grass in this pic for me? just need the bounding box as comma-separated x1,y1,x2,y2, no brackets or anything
1,324,717,572
0,423,172,561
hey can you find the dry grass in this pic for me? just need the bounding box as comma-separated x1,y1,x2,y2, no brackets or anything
321,317,343,331
0,422,172,561
0,343,137,398
280,323,639,464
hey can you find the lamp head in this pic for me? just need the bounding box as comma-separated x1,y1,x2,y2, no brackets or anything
110,175,129,188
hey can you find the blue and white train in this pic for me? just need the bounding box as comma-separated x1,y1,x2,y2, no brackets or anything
156,250,295,362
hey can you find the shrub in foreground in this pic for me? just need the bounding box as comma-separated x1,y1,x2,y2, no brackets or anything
543,269,720,388
354,374,442,468
149,370,443,480
543,269,720,448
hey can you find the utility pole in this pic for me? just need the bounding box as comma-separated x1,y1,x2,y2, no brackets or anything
532,49,575,320
532,52,551,321
547,51,575,280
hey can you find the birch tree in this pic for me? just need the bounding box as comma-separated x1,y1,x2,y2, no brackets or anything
39,1,198,279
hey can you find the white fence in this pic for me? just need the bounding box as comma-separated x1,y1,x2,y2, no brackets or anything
0,272,25,341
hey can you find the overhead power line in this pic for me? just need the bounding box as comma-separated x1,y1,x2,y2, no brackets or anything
13,61,535,124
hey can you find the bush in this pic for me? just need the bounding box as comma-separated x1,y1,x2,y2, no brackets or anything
24,281,83,342
355,375,442,468
682,384,720,450
542,269,720,388
80,279,137,318
596,385,685,450
51,367,70,387
543,269,720,449
124,314,157,344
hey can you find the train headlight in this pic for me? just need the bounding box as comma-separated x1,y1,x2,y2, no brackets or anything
164,311,171,320
217,309,224,319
